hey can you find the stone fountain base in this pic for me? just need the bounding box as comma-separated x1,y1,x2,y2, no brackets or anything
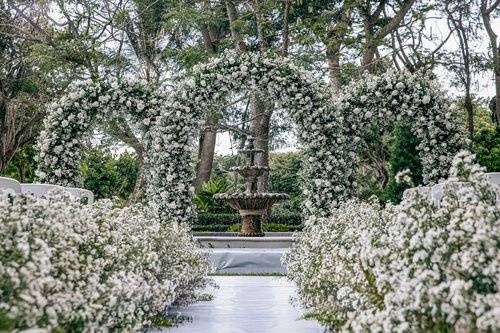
194,232,294,248
240,210,265,237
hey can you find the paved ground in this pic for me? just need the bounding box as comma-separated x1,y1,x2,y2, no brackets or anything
164,276,325,333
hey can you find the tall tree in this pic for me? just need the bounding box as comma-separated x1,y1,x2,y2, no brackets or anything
0,2,55,173
480,0,500,127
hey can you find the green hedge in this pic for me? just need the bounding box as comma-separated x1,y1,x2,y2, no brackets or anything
196,212,303,226
192,224,230,232
192,223,303,232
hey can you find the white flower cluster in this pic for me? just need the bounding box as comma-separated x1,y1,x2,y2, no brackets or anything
148,49,335,222
284,151,500,332
0,191,211,332
321,71,467,215
35,79,165,188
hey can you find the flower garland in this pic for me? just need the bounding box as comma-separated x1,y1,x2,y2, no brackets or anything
147,50,336,222
35,79,165,187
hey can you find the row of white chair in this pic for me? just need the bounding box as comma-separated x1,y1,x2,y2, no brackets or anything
0,177,94,204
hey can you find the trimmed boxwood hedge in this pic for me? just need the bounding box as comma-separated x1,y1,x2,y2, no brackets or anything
193,212,303,232
196,212,303,226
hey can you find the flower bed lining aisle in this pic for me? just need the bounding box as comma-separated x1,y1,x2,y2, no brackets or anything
0,191,211,332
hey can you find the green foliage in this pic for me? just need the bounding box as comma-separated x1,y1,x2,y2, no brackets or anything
384,125,423,203
192,224,231,232
2,145,37,183
0,311,16,331
193,177,233,213
226,223,302,232
474,127,500,172
80,147,139,201
193,212,303,232
269,152,303,211
196,213,241,226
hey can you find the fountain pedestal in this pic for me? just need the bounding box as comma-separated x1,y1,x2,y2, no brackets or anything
214,138,289,237
240,210,265,237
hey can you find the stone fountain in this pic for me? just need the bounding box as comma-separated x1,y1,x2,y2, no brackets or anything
215,138,289,237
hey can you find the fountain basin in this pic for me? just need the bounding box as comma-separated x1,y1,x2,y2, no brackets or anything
195,232,294,248
214,193,290,237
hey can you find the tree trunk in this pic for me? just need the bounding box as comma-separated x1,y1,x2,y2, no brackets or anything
362,45,377,73
480,0,500,126
493,60,500,126
129,150,145,203
465,89,474,139
249,94,272,223
326,44,342,90
225,0,247,51
194,123,218,193
249,95,271,192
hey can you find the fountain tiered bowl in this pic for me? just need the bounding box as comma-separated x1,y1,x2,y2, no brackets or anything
215,138,289,237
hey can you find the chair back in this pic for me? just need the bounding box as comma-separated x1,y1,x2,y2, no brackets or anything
0,177,22,195
21,183,63,197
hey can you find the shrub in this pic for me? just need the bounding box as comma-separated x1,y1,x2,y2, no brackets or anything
193,178,233,213
226,223,302,233
194,212,303,231
0,191,210,332
196,213,241,226
384,124,423,203
474,127,500,172
284,151,500,332
81,147,139,201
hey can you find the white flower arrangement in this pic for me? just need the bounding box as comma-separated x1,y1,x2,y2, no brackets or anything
35,79,165,188
0,191,211,332
284,151,500,332
147,50,335,222
317,71,468,219
35,53,465,225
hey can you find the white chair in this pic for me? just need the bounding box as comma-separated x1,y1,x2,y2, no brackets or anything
21,183,64,197
65,187,94,204
486,173,500,188
0,177,22,195
432,174,500,207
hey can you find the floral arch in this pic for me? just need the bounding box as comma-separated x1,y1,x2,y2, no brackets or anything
148,59,467,223
147,50,337,222
36,79,165,187
327,70,467,205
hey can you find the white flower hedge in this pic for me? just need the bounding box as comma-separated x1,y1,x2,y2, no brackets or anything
35,79,165,187
284,151,500,332
0,191,211,332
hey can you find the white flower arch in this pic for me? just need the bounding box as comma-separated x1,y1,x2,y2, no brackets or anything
326,70,467,206
36,79,165,186
147,50,337,222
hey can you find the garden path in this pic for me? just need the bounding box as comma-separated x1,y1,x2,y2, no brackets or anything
163,276,324,333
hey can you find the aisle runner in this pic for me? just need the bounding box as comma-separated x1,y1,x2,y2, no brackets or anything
164,276,324,333
209,248,286,274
